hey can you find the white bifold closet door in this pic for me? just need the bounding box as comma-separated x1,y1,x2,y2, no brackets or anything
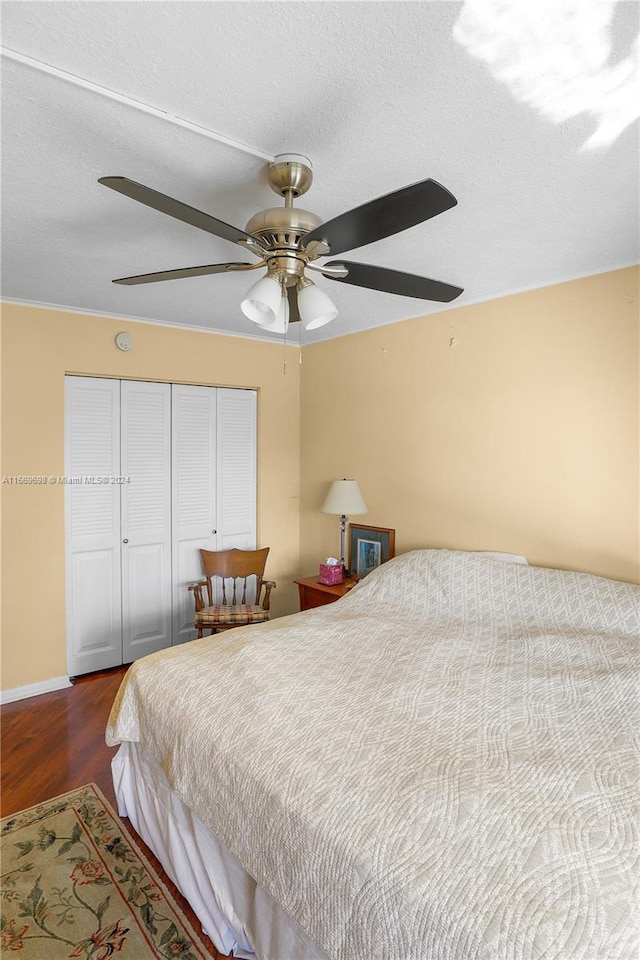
171,384,218,647
120,380,172,663
65,377,257,676
171,385,257,646
65,377,123,676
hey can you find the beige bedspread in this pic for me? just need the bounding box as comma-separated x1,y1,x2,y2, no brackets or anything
107,549,640,960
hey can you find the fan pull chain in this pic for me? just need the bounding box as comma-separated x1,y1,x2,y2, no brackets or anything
283,316,289,375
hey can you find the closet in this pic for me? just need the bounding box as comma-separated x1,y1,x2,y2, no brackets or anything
64,377,257,676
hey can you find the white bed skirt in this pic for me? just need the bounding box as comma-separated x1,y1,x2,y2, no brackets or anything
111,741,329,960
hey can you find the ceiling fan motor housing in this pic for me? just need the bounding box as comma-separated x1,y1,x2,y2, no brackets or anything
244,206,322,248
245,206,322,283
245,156,321,283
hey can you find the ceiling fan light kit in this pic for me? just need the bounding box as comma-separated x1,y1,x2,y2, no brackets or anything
99,153,463,337
297,280,338,330
259,289,290,335
240,274,283,326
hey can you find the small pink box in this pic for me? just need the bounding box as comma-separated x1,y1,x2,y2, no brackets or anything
318,563,344,585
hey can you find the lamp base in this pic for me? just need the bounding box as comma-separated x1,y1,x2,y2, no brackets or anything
339,514,348,574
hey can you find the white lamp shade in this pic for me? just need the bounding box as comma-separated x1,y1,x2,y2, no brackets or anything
259,290,290,334
240,275,282,326
322,479,367,516
298,282,338,330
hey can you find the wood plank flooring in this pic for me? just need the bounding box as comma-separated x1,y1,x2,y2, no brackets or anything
1,666,229,959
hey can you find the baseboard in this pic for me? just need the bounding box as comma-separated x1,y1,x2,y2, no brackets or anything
1,675,72,705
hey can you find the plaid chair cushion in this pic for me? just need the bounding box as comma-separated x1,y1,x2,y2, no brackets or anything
195,604,270,625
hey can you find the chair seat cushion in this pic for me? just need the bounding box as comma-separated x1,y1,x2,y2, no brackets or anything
195,604,269,625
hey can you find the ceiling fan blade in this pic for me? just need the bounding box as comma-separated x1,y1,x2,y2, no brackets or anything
302,179,457,256
98,177,266,253
324,261,464,303
287,285,301,324
112,261,265,285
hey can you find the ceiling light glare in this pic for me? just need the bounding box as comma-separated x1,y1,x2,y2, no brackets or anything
240,275,282,325
298,282,338,330
453,0,640,150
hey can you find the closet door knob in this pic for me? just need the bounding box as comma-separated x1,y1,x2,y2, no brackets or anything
212,530,217,534
122,538,129,544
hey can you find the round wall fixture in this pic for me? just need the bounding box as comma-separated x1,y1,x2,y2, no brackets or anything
115,332,133,351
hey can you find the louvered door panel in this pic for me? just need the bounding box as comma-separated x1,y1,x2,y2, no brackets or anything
65,377,122,675
121,381,172,662
216,389,257,549
172,384,217,645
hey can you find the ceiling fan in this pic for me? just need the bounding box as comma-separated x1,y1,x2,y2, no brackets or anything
98,154,463,334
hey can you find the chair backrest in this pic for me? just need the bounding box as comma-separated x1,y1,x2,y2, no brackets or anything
199,547,269,606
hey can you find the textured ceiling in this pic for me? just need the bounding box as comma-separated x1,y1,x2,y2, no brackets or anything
1,1,638,343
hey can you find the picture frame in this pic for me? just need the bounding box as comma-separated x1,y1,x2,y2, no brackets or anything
348,524,395,579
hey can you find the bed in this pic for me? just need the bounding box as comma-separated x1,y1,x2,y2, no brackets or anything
106,548,640,960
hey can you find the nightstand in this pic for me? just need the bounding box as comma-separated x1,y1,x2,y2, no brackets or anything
294,576,357,611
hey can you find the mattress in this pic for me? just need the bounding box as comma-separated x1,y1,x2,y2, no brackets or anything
107,548,640,960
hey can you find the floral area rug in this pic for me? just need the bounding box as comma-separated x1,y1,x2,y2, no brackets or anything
1,784,210,959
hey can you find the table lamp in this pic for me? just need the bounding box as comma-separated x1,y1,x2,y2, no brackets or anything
322,479,367,573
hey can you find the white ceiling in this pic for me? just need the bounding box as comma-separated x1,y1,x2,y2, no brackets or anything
1,1,638,343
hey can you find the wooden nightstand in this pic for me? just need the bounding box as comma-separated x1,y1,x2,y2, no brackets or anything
294,576,357,611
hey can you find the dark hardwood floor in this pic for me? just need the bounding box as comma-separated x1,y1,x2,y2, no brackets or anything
1,666,230,959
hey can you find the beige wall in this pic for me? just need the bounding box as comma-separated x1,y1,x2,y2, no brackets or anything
0,304,301,690
2,266,638,690
301,267,639,585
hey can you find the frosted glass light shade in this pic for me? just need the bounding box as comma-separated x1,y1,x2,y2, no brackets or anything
322,479,367,516
298,282,338,330
240,275,282,326
259,290,289,334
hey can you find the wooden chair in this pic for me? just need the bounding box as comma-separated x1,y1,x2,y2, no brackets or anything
188,547,276,637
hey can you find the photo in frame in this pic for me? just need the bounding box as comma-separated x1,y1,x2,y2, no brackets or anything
348,524,395,579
